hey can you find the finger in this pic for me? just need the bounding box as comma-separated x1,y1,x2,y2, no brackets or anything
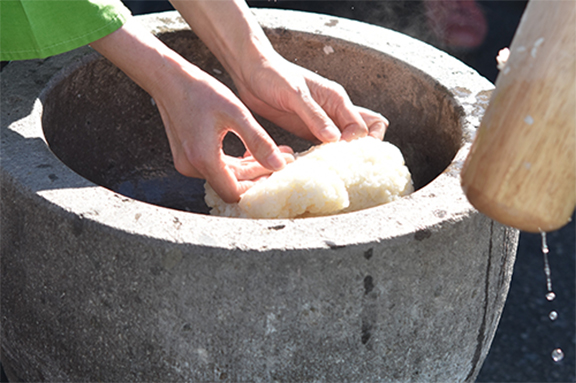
337,104,369,142
278,145,295,155
237,172,276,194
357,106,389,140
230,114,288,173
287,89,342,143
226,152,295,181
183,142,280,203
319,86,369,142
204,162,245,203
302,75,368,142
180,137,243,203
242,144,294,158
236,179,258,197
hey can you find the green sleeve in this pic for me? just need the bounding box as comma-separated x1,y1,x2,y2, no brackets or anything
0,0,132,61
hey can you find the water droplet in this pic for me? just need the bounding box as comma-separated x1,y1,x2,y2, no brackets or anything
540,232,553,292
546,292,556,301
541,231,550,254
551,348,564,362
549,311,558,321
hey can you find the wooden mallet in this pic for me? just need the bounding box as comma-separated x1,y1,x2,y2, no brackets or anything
461,0,576,233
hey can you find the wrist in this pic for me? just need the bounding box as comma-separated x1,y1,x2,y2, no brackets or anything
170,0,278,84
90,19,202,102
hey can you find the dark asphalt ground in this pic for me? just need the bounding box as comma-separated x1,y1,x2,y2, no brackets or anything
2,2,574,382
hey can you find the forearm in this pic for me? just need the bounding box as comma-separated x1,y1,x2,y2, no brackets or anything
89,17,287,202
169,0,277,83
89,18,204,100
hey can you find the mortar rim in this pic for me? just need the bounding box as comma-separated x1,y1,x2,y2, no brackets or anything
1,9,493,250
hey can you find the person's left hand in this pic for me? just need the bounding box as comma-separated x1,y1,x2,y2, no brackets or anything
229,52,389,143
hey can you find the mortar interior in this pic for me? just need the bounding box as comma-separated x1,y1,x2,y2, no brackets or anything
42,29,462,214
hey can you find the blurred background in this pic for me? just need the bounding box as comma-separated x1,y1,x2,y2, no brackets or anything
2,1,574,382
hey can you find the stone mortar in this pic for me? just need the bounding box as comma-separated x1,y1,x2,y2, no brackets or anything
1,10,518,382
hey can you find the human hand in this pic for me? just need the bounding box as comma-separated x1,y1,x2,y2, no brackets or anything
170,0,389,144
91,19,292,203
153,61,296,203
232,53,389,143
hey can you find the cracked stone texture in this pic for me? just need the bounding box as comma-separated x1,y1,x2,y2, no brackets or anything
1,10,518,382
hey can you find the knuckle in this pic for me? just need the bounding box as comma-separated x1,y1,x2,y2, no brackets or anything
320,79,346,96
330,81,347,95
292,84,312,102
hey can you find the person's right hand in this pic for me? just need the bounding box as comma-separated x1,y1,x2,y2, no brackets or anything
230,52,388,144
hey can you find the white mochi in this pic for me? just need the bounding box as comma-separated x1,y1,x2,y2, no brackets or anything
205,136,414,219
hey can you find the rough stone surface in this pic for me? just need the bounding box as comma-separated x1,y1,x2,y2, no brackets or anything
1,10,518,382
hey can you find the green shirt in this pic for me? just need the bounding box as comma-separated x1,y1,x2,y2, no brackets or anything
1,0,132,61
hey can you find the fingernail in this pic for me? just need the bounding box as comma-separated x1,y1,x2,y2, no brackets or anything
319,124,341,142
267,150,285,171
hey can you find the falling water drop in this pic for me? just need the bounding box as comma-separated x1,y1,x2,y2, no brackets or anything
540,232,554,297
551,348,564,362
540,232,566,364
